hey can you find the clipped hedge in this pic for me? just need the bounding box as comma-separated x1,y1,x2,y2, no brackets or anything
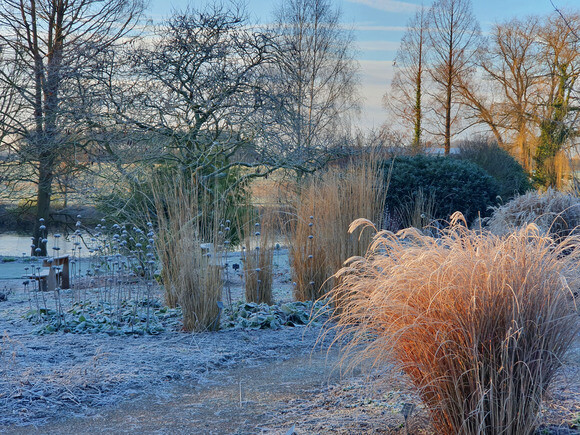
382,155,500,228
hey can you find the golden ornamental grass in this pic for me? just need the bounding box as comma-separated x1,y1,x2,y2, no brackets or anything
153,173,223,331
288,190,331,301
329,213,580,434
396,187,437,231
290,155,387,301
241,211,274,305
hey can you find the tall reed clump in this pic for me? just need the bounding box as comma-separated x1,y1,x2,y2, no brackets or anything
241,210,274,305
329,213,580,434
485,188,580,240
289,193,330,301
153,173,223,332
290,156,386,301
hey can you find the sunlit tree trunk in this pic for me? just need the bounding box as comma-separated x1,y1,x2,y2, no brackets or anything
384,7,428,153
427,0,481,155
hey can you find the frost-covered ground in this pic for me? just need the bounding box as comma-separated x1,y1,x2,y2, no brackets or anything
0,255,579,434
0,250,325,428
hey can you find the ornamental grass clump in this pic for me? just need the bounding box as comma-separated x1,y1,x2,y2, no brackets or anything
241,211,274,305
329,213,580,434
396,187,437,231
485,188,580,240
153,173,223,332
289,204,329,302
290,156,386,301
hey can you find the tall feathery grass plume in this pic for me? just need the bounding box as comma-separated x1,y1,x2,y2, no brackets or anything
240,209,275,305
289,153,387,301
328,212,580,434
152,172,223,331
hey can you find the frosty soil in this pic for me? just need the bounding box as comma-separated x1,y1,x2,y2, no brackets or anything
0,259,579,433
0,278,328,429
0,248,336,432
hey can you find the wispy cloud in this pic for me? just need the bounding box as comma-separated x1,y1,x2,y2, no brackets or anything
354,24,408,32
347,0,418,13
360,60,395,85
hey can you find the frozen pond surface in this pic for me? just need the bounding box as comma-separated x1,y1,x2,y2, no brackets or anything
0,235,291,282
0,232,77,257
0,261,36,280
0,232,81,280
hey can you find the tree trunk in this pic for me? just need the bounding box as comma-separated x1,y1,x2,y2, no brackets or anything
412,41,423,154
412,80,422,153
444,81,452,155
444,12,454,156
32,156,54,256
517,130,530,173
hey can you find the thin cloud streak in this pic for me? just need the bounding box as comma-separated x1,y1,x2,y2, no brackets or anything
354,24,408,32
346,0,419,13
358,60,394,129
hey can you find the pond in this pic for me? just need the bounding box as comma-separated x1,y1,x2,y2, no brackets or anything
0,233,81,279
0,232,78,257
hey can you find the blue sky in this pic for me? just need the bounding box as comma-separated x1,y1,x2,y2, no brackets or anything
148,0,579,131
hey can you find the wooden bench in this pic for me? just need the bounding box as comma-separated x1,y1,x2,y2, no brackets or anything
26,255,70,291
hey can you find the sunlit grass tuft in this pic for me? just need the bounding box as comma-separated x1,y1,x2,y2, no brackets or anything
329,212,580,434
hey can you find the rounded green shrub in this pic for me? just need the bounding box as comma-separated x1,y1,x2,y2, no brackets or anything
381,155,500,228
456,139,531,202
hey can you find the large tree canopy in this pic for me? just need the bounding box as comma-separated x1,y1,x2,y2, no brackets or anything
0,0,144,255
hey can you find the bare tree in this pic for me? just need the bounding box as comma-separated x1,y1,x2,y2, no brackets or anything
96,1,284,208
81,2,280,227
457,12,580,185
384,6,429,153
0,0,144,255
114,3,271,177
534,11,580,187
427,0,481,154
459,17,542,172
265,0,359,175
